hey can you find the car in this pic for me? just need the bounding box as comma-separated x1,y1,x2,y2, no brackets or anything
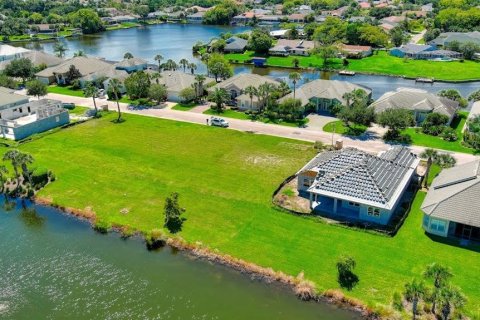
210,117,229,127
62,102,76,110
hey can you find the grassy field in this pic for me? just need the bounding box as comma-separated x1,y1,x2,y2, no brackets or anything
14,113,480,316
48,85,85,97
225,50,480,81
323,120,367,136
402,112,478,154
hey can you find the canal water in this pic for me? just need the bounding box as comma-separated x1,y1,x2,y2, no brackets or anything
0,199,361,319
14,23,480,100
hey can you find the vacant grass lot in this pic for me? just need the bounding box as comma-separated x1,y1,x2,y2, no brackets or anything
225,50,480,81
15,113,480,315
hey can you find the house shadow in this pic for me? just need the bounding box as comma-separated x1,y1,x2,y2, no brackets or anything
425,232,480,253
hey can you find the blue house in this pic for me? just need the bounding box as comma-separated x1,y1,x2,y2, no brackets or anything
297,147,419,225
390,44,436,58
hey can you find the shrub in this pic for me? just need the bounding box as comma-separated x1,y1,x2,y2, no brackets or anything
422,113,449,136
93,220,111,233
442,127,458,141
71,79,82,90
392,291,403,311
336,255,359,290
145,228,166,250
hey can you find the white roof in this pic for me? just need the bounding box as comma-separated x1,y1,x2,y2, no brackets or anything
0,44,30,57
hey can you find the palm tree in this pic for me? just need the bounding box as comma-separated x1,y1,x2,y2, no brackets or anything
73,50,85,57
150,72,161,84
420,149,439,189
123,52,134,59
109,78,123,122
84,83,99,116
424,263,453,314
188,63,197,74
258,82,276,112
244,85,257,111
53,42,67,58
404,279,426,320
179,58,189,72
0,165,8,193
164,59,177,71
3,150,21,191
292,57,300,68
154,54,163,71
193,74,206,101
289,72,301,99
209,88,230,112
438,285,466,320
18,152,34,186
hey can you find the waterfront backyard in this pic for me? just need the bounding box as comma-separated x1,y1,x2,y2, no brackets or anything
11,112,480,316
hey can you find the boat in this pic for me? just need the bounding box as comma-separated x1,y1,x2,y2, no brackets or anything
339,70,355,76
415,77,434,83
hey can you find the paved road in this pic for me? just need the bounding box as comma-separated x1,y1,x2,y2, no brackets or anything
31,92,480,165
410,30,427,44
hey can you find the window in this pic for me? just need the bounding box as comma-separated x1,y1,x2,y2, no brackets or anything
423,215,430,228
374,209,380,217
367,207,373,215
349,202,359,207
368,207,380,217
27,107,31,113
430,219,446,233
55,116,60,122
303,178,311,187
19,108,22,113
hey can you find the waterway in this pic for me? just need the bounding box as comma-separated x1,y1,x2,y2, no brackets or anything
0,199,362,319
14,23,480,100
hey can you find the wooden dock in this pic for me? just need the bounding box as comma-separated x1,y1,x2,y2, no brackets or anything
339,70,356,76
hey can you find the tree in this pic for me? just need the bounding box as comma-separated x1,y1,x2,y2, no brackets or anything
376,108,415,139
109,78,123,122
133,4,149,22
292,57,300,68
193,74,206,100
438,285,466,320
207,53,232,82
125,71,151,99
188,63,197,74
179,87,196,103
148,84,167,105
460,42,480,60
248,29,273,54
420,149,439,188
179,58,189,72
422,113,450,136
17,152,34,186
423,263,453,314
313,17,346,65
203,0,242,25
244,85,258,110
278,98,304,120
65,65,81,83
258,82,277,112
468,89,480,102
73,50,85,57
123,52,134,59
3,150,21,191
390,27,407,47
438,89,467,108
208,87,230,112
164,192,185,233
53,42,67,58
154,54,163,71
404,279,426,320
26,79,47,99
0,165,8,194
336,255,358,290
4,58,34,84
68,8,104,34
289,72,301,99
163,59,177,71
84,83,99,115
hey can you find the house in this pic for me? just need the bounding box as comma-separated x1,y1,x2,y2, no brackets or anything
297,146,420,225
279,79,372,113
0,44,30,62
209,73,281,110
369,88,458,124
379,15,405,31
0,88,69,140
389,44,462,60
80,66,129,92
0,50,63,71
269,39,315,56
157,71,214,102
359,2,371,9
297,5,314,14
269,29,289,39
287,13,306,23
430,31,480,48
35,56,113,85
223,37,248,53
421,3,433,12
421,160,480,241
187,11,206,23
114,57,148,73
30,24,57,35
340,44,372,58
321,6,348,17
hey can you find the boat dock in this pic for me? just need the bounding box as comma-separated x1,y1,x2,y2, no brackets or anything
339,70,356,76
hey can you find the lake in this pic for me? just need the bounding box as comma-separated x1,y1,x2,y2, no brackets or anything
15,23,480,100
0,199,362,319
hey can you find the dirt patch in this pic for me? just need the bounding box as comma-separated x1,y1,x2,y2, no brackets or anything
278,142,311,151
245,155,283,166
273,179,311,214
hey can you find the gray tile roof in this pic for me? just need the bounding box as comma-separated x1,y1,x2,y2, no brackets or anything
211,73,280,92
157,71,214,93
370,88,458,118
114,57,148,68
224,37,248,51
430,31,480,46
0,87,29,109
279,79,372,107
422,160,480,227
0,50,63,70
304,147,419,209
36,56,113,78
394,44,433,54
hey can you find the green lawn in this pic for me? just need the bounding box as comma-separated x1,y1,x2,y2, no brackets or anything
323,120,367,136
204,108,309,127
14,113,480,316
172,103,199,111
106,22,140,31
48,85,85,97
68,106,89,116
402,112,478,154
226,50,480,81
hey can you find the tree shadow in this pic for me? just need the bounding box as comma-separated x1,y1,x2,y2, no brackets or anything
19,207,45,229
111,118,126,124
165,217,186,234
338,271,359,291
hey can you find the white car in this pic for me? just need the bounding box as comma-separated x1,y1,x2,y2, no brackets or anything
210,117,229,127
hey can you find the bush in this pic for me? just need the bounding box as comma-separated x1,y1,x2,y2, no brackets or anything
71,79,82,90
145,228,166,250
93,220,111,233
442,127,458,141
392,291,403,311
422,113,449,136
383,131,412,144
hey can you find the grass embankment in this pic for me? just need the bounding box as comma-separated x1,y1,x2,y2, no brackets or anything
225,50,480,81
402,112,477,154
204,108,309,127
323,121,367,136
13,113,480,316
106,22,141,31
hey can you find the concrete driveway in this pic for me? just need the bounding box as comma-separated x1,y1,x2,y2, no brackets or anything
305,114,338,131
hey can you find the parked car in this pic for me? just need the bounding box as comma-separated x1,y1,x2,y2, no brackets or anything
210,117,229,127
62,102,75,110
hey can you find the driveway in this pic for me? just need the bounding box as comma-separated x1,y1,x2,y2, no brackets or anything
19,91,479,165
305,114,338,131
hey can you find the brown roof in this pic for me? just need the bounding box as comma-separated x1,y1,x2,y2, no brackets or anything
341,44,372,52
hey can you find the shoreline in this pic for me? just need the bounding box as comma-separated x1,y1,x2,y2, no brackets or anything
33,195,376,319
